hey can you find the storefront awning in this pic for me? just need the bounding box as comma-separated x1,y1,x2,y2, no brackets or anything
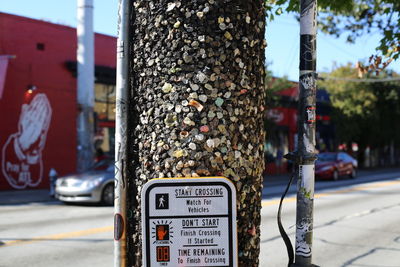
65,61,116,85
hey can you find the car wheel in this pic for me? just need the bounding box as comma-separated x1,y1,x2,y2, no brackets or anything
333,170,339,181
349,168,357,179
102,183,114,206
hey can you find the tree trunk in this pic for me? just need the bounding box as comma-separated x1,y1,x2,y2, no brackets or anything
126,1,266,266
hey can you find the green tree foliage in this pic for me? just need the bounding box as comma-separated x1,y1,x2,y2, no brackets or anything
319,64,400,156
265,0,400,69
318,0,400,71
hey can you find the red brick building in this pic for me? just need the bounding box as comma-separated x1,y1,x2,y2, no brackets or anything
0,13,116,190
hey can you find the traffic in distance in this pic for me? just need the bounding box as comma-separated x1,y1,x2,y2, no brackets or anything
315,152,358,180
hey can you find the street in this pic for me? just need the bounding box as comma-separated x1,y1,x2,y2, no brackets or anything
0,203,113,267
260,168,400,267
1,169,400,267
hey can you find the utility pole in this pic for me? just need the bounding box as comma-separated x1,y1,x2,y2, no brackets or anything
292,0,318,266
76,0,95,172
114,0,130,266
122,1,266,266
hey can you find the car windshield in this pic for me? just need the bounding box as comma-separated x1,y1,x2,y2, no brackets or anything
89,158,115,171
318,153,336,162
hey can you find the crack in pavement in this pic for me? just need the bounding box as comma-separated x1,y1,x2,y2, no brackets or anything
341,247,400,267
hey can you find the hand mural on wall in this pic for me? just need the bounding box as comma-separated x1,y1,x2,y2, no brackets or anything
2,93,52,189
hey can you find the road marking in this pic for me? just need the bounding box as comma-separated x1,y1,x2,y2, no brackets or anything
2,180,399,247
0,225,113,248
262,179,400,207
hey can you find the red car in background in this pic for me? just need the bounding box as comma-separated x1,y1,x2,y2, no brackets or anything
315,152,358,180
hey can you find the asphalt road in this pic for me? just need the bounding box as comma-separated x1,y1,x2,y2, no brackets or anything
0,169,399,267
260,168,400,267
0,203,113,267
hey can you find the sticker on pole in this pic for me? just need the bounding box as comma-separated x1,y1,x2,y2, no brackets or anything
141,177,237,267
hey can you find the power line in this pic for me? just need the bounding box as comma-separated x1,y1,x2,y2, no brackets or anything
319,35,357,58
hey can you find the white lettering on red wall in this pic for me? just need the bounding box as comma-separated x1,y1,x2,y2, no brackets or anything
1,93,52,189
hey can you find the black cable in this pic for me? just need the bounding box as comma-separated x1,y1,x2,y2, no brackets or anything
277,172,295,267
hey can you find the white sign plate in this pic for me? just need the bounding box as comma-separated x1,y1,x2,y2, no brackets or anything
141,177,237,267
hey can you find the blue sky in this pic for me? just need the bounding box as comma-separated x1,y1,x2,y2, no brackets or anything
1,0,398,81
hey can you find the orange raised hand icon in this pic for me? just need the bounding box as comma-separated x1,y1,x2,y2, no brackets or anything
157,225,168,240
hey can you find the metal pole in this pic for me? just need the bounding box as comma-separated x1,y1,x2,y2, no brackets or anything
77,0,95,172
292,0,318,266
114,0,130,266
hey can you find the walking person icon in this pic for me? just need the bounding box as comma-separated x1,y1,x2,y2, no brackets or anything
158,195,165,208
155,194,169,209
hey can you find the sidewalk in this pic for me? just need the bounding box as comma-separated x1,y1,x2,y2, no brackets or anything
1,167,399,205
0,189,54,205
263,166,400,184
0,176,287,206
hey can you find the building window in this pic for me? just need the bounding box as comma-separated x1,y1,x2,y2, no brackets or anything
94,83,116,154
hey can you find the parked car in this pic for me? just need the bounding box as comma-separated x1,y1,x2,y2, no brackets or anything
55,158,115,205
315,152,358,180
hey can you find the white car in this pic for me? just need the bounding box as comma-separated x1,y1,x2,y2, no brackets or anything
55,159,115,205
